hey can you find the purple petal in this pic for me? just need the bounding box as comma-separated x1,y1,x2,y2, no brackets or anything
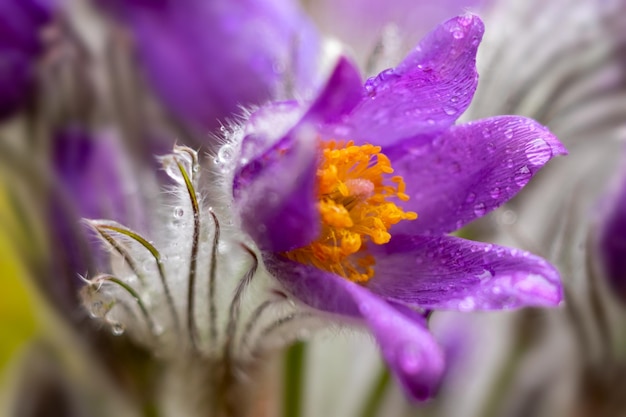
0,0,56,119
367,234,563,310
265,255,445,401
52,127,139,225
597,158,626,303
234,126,319,252
0,49,36,119
236,58,362,166
0,0,54,52
333,14,484,146
388,116,567,235
304,56,363,125
98,0,320,136
49,127,143,310
237,101,303,166
234,58,365,252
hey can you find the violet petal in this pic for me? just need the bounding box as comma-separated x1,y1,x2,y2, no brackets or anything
235,126,319,252
367,234,563,310
234,57,367,252
304,56,363,125
237,57,362,166
52,128,138,225
389,116,567,235
333,14,483,146
98,0,320,135
597,159,626,303
265,255,445,401
49,127,142,310
0,0,55,119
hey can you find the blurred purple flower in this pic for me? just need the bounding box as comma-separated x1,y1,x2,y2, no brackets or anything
0,0,56,119
49,126,143,309
231,14,565,401
597,152,626,303
97,0,320,135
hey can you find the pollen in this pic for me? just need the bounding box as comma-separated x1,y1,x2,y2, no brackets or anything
284,140,417,283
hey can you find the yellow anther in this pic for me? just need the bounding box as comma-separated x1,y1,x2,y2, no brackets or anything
284,140,417,283
320,200,353,228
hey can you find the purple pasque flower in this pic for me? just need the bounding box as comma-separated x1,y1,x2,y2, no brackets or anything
0,0,56,119
96,0,320,136
230,14,566,400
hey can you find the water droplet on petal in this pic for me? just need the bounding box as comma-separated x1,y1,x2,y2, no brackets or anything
466,192,476,203
514,165,532,187
506,158,514,168
490,187,501,199
458,15,473,26
473,202,486,216
477,269,494,281
525,138,551,166
458,297,476,311
451,28,464,39
443,106,458,115
504,128,514,139
486,142,496,154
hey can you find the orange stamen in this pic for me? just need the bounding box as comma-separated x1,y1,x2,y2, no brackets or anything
284,140,417,283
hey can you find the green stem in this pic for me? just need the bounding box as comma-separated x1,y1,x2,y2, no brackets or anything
358,366,391,417
283,342,306,417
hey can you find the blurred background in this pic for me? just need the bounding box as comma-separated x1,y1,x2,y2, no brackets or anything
1,0,626,416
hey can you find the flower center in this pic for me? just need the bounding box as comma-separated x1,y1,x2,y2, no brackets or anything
284,140,417,283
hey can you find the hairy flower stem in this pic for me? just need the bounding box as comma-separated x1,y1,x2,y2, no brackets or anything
159,355,276,417
208,210,221,343
177,158,201,351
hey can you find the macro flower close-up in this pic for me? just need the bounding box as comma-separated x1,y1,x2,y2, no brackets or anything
229,13,566,401
4,0,626,416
